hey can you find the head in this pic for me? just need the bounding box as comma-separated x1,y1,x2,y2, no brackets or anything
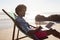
35,15,46,25
35,15,46,22
15,4,27,17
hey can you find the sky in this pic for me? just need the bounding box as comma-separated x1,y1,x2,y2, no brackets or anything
0,0,60,19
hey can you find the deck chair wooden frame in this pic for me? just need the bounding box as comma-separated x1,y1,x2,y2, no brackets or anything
2,9,30,40
2,9,40,40
2,9,57,40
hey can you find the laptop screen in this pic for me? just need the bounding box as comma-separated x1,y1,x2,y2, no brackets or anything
45,22,54,29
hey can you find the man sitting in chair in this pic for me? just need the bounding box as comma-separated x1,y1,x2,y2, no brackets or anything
15,4,60,40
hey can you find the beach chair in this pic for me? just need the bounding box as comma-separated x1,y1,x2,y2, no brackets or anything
2,9,56,40
2,9,40,40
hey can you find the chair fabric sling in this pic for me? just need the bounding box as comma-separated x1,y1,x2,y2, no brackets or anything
2,9,20,40
2,9,40,40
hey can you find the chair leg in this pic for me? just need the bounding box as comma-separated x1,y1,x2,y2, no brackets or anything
15,29,28,40
16,36,28,40
12,24,16,40
16,29,19,40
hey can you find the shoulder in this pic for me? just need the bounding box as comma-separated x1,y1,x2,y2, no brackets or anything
15,16,23,21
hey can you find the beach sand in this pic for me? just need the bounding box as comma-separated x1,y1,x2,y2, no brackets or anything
0,23,60,40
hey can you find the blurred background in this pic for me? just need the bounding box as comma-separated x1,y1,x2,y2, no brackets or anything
0,0,60,40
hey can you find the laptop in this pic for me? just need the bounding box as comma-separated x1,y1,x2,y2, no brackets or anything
45,22,54,29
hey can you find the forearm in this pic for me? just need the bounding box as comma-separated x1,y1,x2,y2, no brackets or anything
51,29,60,39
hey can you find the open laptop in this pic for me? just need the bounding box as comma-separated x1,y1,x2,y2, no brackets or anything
45,22,54,29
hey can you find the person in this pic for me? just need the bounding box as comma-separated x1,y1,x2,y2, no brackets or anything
35,14,60,40
35,15,47,22
15,4,37,33
15,4,60,40
47,14,60,23
35,14,60,23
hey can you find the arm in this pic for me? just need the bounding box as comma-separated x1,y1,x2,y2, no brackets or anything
29,25,37,28
51,29,60,39
28,26,42,34
47,28,60,39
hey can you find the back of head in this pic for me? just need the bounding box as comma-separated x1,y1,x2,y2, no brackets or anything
15,4,26,15
47,14,60,21
35,15,46,22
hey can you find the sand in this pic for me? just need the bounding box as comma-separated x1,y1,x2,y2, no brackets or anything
0,18,60,40
0,23,60,40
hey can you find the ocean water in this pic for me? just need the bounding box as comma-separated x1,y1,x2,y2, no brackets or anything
0,14,14,30
0,12,60,30
0,13,35,30
0,19,14,30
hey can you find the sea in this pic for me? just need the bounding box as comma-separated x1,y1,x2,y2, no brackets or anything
0,12,36,30
0,12,60,30
0,12,14,30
